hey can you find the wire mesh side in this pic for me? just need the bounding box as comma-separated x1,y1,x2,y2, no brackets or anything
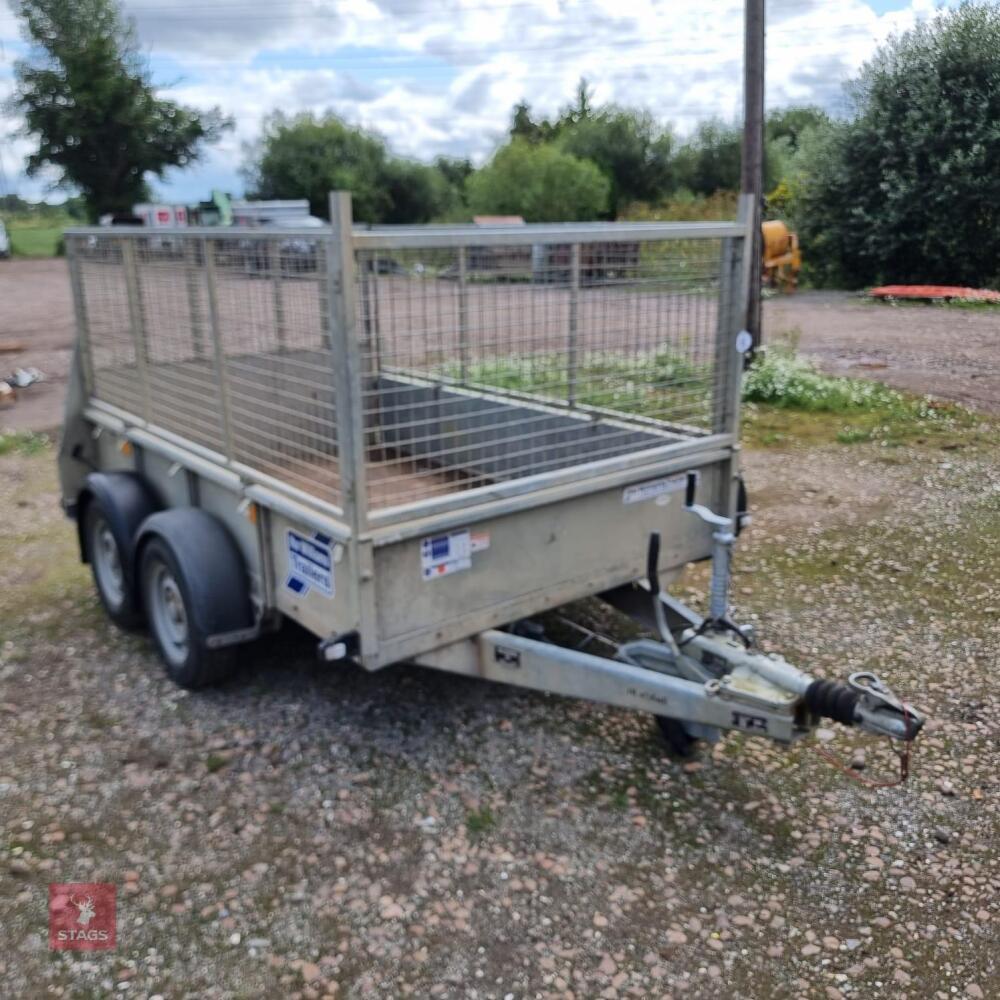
70,236,145,419
208,234,341,504
70,231,342,508
355,236,728,513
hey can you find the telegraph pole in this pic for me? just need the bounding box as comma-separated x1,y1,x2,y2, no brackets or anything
742,0,765,352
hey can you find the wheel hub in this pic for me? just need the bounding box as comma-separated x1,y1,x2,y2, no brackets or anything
93,520,125,607
150,564,189,664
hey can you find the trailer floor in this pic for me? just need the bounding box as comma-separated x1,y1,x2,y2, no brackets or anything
1,419,997,999
275,453,473,509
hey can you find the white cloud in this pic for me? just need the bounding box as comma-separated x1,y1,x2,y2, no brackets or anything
0,0,953,203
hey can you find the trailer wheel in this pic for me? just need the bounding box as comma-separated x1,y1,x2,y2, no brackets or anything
139,538,238,688
83,501,144,629
135,509,252,688
655,715,699,758
78,472,161,629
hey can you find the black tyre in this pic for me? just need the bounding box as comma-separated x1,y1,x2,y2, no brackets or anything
655,715,699,758
139,537,237,688
84,501,144,629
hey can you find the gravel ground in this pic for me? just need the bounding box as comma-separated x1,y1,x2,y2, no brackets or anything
2,418,998,998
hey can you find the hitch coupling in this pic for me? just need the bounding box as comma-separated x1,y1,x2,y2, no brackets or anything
805,671,923,741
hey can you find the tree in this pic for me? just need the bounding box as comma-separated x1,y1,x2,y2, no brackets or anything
508,79,596,146
672,117,800,199
765,106,831,153
466,139,609,222
243,111,462,223
792,2,1000,288
380,157,458,224
557,108,675,217
672,119,743,196
433,155,474,192
562,78,595,127
243,112,391,222
10,0,230,220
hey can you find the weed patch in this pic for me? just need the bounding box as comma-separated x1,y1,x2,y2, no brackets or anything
465,806,496,836
449,350,713,421
742,348,980,448
0,431,51,456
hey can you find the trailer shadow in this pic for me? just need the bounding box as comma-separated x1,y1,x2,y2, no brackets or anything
180,619,790,843
214,619,602,757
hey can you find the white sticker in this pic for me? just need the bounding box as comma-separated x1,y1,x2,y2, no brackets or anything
622,474,687,506
286,530,334,597
470,530,491,553
735,329,754,354
421,529,474,580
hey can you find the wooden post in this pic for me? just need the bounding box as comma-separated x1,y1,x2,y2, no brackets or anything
741,0,765,355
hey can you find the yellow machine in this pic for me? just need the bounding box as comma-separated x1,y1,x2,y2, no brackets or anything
762,220,801,292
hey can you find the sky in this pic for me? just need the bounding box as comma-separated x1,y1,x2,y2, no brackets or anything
0,0,952,205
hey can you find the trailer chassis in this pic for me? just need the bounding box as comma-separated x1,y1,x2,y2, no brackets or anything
413,477,923,749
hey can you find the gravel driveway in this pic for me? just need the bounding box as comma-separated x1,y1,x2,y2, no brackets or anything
2,425,997,998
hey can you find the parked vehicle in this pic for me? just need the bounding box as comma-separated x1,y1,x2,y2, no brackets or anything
0,219,10,259
231,199,311,227
237,214,327,275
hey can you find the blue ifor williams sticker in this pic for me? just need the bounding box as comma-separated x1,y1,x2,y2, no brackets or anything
286,530,334,597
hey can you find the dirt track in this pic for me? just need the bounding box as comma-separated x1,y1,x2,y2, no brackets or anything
1,259,998,432
767,291,1000,414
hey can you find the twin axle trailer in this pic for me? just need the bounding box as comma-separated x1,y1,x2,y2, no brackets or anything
58,193,921,755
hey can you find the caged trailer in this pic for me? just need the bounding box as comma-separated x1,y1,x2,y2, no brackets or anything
58,192,923,757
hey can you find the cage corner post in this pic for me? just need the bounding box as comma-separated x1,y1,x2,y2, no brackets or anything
65,236,95,397
712,221,748,522
327,190,379,661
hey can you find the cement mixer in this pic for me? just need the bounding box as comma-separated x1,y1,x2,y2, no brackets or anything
762,220,801,292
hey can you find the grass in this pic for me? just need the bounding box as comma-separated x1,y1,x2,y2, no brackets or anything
742,347,908,412
742,346,979,448
622,190,739,223
447,344,979,450
3,209,75,258
0,446,94,647
451,350,712,417
864,294,1000,311
0,431,51,456
464,805,496,836
8,226,64,258
205,753,228,773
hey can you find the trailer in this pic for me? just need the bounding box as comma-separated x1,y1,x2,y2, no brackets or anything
57,192,922,756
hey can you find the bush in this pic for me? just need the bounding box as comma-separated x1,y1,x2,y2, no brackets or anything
742,349,905,412
790,2,1000,289
623,190,739,223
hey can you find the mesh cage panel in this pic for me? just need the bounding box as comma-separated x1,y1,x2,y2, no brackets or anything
70,231,341,507
355,236,725,513
68,223,738,521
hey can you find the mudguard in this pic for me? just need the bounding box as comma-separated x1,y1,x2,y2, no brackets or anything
76,471,161,575
134,508,252,637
